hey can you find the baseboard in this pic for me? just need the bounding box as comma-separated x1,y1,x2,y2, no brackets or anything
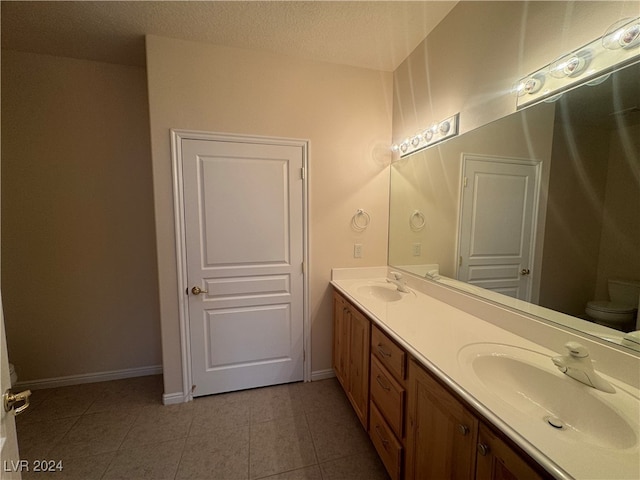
14,365,163,391
162,391,189,405
311,368,336,381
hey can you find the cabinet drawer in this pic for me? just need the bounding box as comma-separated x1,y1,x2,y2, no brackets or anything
370,355,405,438
370,402,402,480
372,325,406,381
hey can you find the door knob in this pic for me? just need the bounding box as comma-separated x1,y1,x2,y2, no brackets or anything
520,268,531,276
3,388,32,416
191,286,208,295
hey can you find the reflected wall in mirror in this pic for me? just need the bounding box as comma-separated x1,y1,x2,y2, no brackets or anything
389,62,640,349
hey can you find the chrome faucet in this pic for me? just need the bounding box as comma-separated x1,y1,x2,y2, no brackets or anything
552,342,615,393
387,271,410,293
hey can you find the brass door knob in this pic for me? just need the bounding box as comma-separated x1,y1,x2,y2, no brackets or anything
520,268,531,276
191,286,208,295
3,389,32,416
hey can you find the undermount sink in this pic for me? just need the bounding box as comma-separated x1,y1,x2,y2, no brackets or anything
458,343,639,450
356,283,404,302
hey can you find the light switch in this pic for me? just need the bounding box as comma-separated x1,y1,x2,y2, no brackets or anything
354,244,363,258
412,243,421,256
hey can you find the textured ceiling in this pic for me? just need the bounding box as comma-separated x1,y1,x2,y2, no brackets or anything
1,1,457,72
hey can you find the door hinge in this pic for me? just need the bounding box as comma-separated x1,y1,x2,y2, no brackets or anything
463,176,468,188
300,167,306,179
191,385,196,393
302,262,305,274
303,350,306,362
459,256,463,266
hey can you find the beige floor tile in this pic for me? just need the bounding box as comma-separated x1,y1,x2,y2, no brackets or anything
17,387,97,424
102,438,185,480
175,426,249,480
249,415,317,479
15,375,388,480
250,382,306,424
189,396,251,436
120,403,194,449
305,405,372,463
49,411,137,459
16,416,79,460
256,465,323,480
297,378,352,414
319,451,390,480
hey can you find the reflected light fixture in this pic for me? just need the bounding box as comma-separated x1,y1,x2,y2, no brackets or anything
515,16,640,108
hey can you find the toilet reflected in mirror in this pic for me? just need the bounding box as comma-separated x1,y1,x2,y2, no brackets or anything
585,279,640,332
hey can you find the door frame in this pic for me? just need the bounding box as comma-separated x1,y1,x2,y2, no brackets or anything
170,129,310,402
456,153,542,302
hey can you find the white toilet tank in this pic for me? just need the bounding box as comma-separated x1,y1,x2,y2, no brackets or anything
609,279,640,306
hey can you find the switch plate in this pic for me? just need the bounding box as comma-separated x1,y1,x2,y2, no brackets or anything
412,243,421,256
354,244,363,258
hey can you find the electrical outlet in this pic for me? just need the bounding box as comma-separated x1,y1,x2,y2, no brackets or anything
412,243,421,256
354,244,363,258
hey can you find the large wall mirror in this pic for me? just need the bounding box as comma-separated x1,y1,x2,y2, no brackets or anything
389,61,640,352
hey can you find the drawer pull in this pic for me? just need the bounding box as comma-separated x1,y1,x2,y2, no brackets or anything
377,344,392,357
478,443,491,456
374,424,390,450
458,424,469,436
375,375,391,392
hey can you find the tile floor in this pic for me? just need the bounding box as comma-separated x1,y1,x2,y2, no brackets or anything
15,375,389,480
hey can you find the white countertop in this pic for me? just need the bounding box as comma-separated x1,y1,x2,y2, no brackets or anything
331,267,640,480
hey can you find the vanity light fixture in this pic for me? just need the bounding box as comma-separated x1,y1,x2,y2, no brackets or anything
516,16,640,108
391,113,459,158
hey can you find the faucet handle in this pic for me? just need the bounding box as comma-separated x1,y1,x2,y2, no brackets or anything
390,271,403,280
564,341,589,358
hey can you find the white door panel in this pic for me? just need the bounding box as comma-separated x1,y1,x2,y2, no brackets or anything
181,137,304,397
459,156,540,301
1,293,21,479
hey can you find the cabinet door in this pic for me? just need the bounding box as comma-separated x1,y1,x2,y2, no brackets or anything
476,424,544,480
406,360,478,480
332,293,349,389
348,307,370,429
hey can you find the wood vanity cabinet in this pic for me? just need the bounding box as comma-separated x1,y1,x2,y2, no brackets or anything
369,325,407,480
405,359,478,480
475,423,544,480
332,290,370,429
406,359,548,480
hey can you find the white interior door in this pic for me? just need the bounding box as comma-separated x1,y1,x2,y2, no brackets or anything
458,156,540,301
1,292,21,479
181,137,305,397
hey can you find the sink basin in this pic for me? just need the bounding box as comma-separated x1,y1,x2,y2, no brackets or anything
356,283,403,302
458,343,639,450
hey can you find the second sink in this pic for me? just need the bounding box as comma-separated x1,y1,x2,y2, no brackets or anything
458,343,639,451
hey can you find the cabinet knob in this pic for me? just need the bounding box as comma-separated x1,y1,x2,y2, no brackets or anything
457,424,469,436
477,443,491,456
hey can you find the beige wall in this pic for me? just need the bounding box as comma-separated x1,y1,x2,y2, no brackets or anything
1,50,162,381
145,35,392,395
393,1,640,143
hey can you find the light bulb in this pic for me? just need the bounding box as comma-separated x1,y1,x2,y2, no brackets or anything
603,17,640,50
549,50,591,78
439,121,451,135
